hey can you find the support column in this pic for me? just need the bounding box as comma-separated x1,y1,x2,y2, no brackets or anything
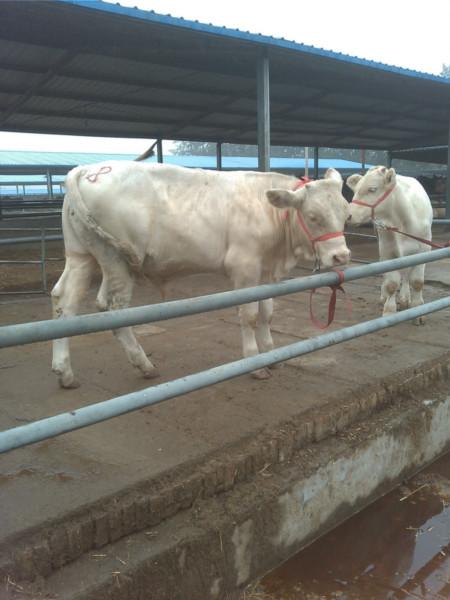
157,139,163,163
216,142,222,171
257,51,270,172
304,147,309,177
446,122,450,219
46,170,54,201
361,149,366,172
313,147,319,179
387,150,393,168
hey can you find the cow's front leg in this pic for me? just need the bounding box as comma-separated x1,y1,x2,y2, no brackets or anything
381,270,401,316
409,263,426,325
398,272,411,310
51,253,95,388
239,302,271,380
257,298,281,371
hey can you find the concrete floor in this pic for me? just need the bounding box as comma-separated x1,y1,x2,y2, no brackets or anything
1,239,450,598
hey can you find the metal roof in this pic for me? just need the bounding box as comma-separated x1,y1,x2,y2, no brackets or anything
0,150,369,176
1,0,450,150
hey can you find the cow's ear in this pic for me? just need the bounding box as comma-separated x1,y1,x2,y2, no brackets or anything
266,187,307,209
385,167,396,185
346,174,362,191
324,168,343,184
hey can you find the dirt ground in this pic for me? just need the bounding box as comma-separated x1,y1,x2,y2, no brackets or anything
1,231,450,596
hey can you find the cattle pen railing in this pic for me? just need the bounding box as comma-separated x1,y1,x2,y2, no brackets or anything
1,247,450,455
0,227,64,295
1,221,449,295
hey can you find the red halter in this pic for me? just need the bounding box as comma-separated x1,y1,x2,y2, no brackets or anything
284,177,351,329
352,186,395,220
289,177,345,249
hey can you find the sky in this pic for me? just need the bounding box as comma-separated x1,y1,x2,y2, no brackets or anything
1,0,449,154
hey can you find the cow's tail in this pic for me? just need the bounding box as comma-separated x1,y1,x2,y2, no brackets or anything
64,167,143,272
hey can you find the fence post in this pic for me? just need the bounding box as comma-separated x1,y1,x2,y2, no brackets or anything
40,228,48,294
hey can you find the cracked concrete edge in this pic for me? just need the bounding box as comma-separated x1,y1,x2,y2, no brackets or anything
2,352,450,583
6,388,450,600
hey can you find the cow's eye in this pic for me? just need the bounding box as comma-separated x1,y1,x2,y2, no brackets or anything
368,187,377,193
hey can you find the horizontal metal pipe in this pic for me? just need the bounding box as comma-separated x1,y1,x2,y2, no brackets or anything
1,211,62,220
0,291,43,296
0,234,63,245
345,232,377,239
1,296,449,454
0,227,62,231
1,247,450,349
0,260,41,264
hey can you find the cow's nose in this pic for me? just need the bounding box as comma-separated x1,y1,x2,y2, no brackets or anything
333,250,351,265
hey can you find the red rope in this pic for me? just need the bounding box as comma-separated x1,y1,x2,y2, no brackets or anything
382,226,450,249
309,269,352,330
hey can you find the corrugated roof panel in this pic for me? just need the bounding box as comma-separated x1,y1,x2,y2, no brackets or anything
1,0,449,150
59,0,449,84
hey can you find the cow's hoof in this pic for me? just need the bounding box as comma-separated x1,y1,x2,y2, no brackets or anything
413,316,425,326
251,367,272,380
398,300,410,311
268,361,284,370
59,375,80,389
142,367,160,379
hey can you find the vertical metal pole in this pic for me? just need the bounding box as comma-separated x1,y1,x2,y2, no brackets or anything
313,147,319,179
41,229,48,294
361,149,366,172
304,147,309,177
257,50,270,172
387,150,393,168
46,170,54,201
216,142,222,171
446,122,450,219
157,139,163,163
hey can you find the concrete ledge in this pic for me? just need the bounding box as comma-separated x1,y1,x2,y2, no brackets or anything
2,355,450,590
7,379,450,600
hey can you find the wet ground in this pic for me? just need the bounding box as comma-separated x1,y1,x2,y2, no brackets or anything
255,452,450,600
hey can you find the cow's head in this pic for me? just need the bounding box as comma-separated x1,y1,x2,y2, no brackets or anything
266,168,351,268
347,166,397,225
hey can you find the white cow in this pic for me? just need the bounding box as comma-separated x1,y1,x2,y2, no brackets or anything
52,162,351,388
347,166,433,321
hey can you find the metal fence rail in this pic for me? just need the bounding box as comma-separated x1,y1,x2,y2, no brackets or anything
1,296,449,454
0,227,64,295
2,247,450,349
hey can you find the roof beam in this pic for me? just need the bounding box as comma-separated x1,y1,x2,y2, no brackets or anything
1,80,434,137
0,51,77,126
1,59,446,139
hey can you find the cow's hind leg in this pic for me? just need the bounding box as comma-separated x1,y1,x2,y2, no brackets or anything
52,253,96,388
100,261,159,380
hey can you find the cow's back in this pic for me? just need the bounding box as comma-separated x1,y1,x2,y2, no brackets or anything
64,161,297,278
396,175,433,231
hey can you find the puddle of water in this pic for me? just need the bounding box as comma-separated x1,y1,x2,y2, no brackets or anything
260,453,450,600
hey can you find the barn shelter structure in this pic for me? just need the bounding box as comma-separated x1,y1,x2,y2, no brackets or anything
3,3,450,599
1,0,450,209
